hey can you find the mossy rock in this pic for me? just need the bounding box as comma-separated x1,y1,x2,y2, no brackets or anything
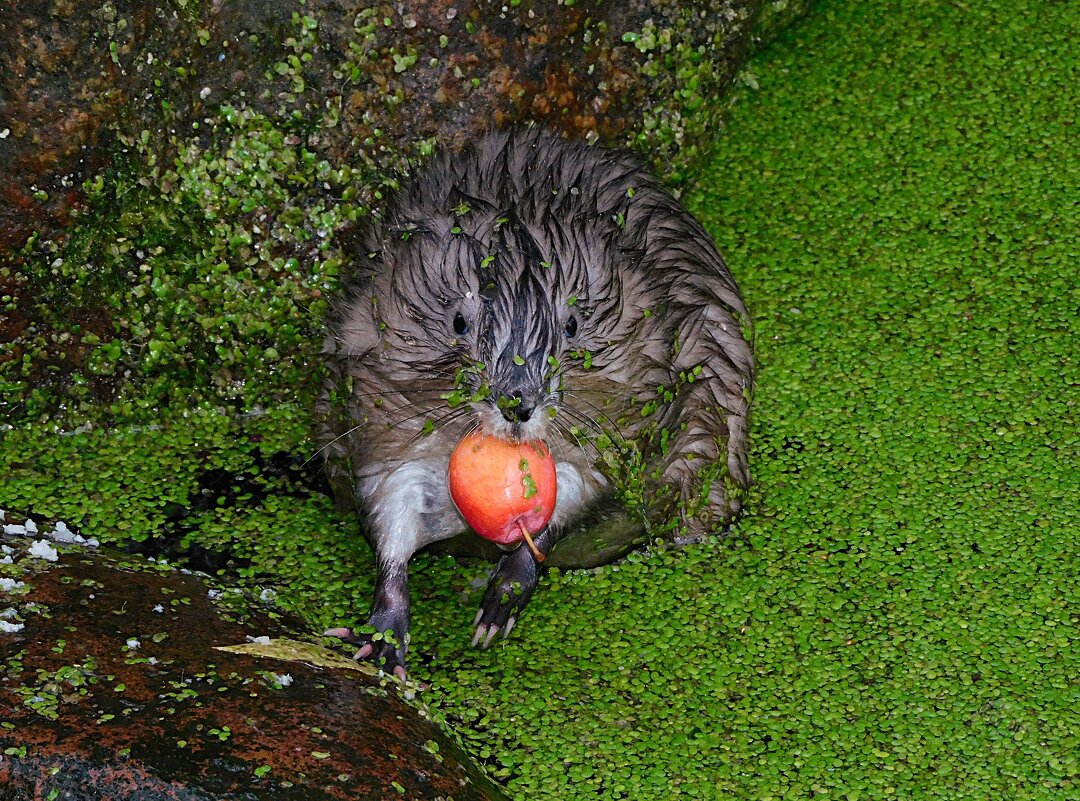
0,0,812,425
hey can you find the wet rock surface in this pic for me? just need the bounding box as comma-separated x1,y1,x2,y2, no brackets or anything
0,528,508,801
0,0,808,248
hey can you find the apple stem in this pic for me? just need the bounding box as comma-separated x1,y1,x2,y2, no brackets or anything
517,521,546,563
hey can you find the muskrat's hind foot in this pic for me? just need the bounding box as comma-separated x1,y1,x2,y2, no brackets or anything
473,543,544,649
325,625,408,680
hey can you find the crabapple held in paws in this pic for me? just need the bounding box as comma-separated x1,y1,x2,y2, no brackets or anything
448,432,557,546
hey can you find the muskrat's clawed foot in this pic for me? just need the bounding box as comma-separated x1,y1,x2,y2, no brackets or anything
324,626,407,680
472,546,541,649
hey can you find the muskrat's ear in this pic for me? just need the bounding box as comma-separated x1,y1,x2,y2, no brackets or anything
331,290,382,359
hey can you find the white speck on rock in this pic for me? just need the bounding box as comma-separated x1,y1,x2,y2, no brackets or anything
126,638,141,649
208,589,224,600
0,578,27,593
3,524,26,536
274,673,294,687
28,540,59,562
49,521,78,543
153,604,165,613
0,621,24,634
24,519,38,534
1,608,16,619
247,635,272,645
259,587,277,602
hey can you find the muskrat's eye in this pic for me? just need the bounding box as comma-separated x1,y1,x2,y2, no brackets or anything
453,312,469,336
564,315,578,338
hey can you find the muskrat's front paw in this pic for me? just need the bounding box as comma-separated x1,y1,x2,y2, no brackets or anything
324,626,407,680
472,552,540,649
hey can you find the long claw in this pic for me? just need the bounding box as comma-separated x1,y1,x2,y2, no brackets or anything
471,541,545,650
326,624,408,676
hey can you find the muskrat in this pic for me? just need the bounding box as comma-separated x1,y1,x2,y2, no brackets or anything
318,127,753,677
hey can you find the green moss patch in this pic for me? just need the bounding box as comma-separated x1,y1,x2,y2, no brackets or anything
2,104,361,421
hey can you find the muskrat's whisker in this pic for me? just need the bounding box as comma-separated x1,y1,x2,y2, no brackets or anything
308,399,453,467
460,417,482,441
560,394,630,443
379,360,466,386
556,405,606,439
340,388,449,401
304,422,366,466
400,406,471,449
558,406,628,457
387,399,462,433
550,417,601,463
547,363,625,391
557,380,634,413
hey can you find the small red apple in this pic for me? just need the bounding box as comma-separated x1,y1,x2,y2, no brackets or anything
448,432,557,560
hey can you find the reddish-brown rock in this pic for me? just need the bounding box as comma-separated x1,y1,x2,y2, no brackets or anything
0,0,808,252
0,530,507,801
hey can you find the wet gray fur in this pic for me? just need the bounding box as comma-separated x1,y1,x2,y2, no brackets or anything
318,127,753,674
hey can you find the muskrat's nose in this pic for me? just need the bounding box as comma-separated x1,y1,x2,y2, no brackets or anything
500,391,534,423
